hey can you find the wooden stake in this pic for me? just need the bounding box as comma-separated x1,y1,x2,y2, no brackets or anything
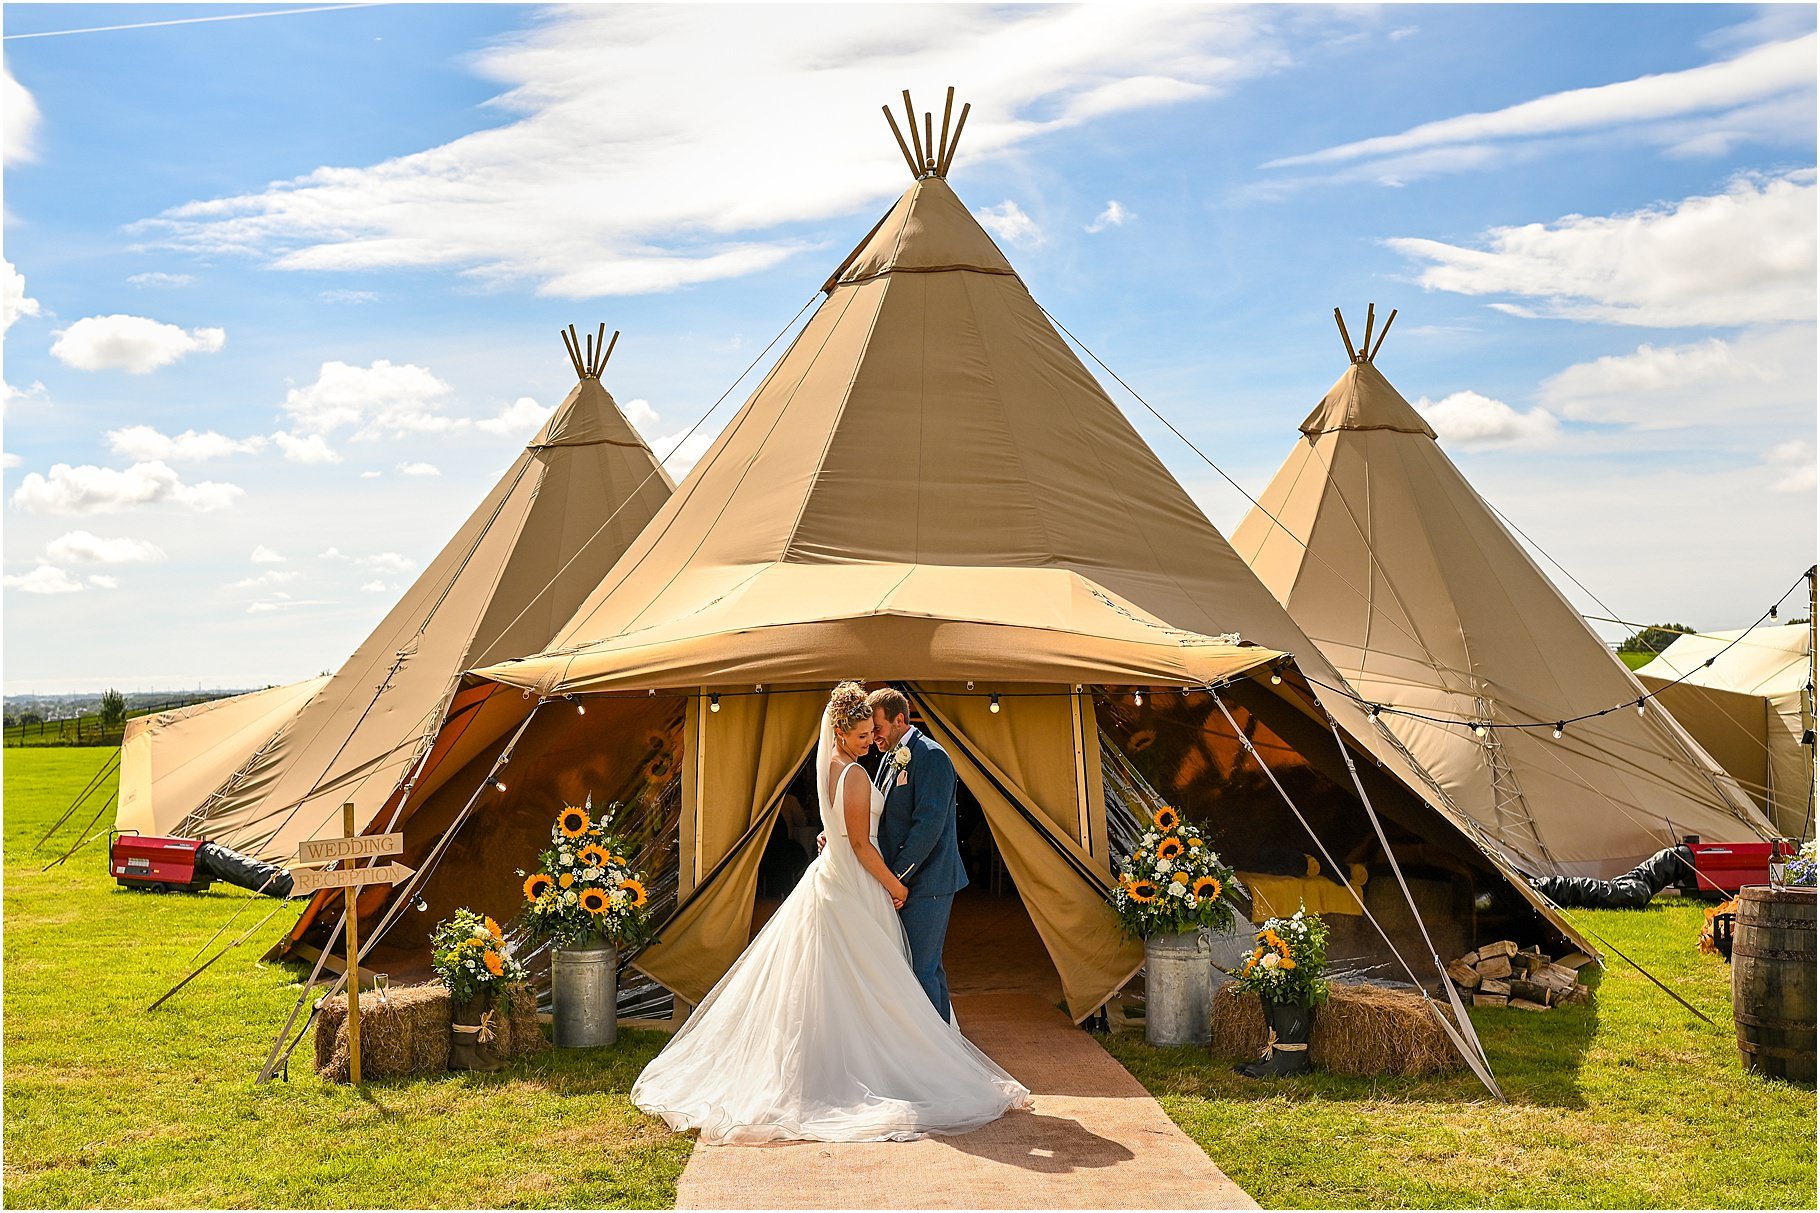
940,102,970,176
902,90,926,171
1369,308,1398,362
882,106,919,177
938,87,955,177
1361,304,1376,361
1334,308,1358,362
560,329,584,378
602,328,619,371
341,800,362,1086
584,331,595,376
924,111,934,171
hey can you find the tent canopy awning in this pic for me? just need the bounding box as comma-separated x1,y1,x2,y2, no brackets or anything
474,562,1285,695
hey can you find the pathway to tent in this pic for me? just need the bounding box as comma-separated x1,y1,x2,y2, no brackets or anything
674,893,1256,1210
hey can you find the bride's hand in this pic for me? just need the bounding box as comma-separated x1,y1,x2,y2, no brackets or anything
886,876,909,908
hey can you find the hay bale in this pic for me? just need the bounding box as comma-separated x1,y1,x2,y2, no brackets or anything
314,982,543,1083
1211,981,1465,1077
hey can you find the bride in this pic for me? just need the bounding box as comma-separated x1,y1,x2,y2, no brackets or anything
631,681,1031,1145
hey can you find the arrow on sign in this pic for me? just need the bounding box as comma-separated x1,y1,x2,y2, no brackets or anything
291,861,415,896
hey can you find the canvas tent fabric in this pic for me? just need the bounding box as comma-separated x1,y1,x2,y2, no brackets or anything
119,367,675,863
356,171,1587,1021
1232,352,1774,878
1638,624,1815,837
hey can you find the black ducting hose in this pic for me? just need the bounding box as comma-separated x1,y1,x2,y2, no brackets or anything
197,842,293,899
1528,845,1692,909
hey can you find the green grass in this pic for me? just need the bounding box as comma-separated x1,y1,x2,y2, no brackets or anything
1105,905,1816,1208
3,750,692,1208
1617,651,1655,670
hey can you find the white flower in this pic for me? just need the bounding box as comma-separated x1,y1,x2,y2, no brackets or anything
1142,832,1158,845
891,745,912,770
465,960,477,970
610,891,627,907
1168,882,1188,898
564,891,578,905
582,867,601,881
1262,953,1281,969
560,851,575,866
1155,858,1173,874
1292,909,1304,920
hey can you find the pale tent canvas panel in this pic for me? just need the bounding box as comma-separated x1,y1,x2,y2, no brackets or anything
120,369,675,863
1233,352,1773,877
1638,624,1815,837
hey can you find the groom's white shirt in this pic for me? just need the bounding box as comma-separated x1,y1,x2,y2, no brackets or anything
875,725,919,790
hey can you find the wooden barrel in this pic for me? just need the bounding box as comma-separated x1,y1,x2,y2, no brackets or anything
1732,886,1816,1083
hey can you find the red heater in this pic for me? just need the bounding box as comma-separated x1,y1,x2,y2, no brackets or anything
108,832,213,894
1680,837,1778,896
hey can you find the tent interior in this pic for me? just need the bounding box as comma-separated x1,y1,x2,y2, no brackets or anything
285,671,1574,1024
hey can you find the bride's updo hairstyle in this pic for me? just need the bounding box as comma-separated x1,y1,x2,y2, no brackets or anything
827,680,871,731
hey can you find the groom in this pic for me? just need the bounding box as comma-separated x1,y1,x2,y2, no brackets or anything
867,687,967,1022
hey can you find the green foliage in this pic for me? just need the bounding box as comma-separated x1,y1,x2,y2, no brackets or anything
430,908,528,1006
97,688,127,730
1106,902,1816,1209
1618,623,1695,654
1231,908,1329,1006
1112,805,1241,939
2,751,690,1209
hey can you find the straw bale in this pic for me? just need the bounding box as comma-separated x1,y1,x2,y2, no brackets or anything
1211,982,1465,1077
315,982,544,1083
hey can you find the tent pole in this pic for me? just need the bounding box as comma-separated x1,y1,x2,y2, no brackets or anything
1333,308,1358,362
1369,308,1398,362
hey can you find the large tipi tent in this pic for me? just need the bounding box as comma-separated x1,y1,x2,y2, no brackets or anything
1637,619,1816,838
1232,315,1774,878
288,99,1585,1032
118,329,675,862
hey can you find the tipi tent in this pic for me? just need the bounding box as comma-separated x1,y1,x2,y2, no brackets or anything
1637,619,1815,838
1232,313,1774,878
118,328,675,862
284,100,1584,1032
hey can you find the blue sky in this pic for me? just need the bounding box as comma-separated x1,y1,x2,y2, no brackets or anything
3,3,1815,693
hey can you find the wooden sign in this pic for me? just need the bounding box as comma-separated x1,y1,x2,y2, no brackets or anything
297,832,403,867
291,860,414,896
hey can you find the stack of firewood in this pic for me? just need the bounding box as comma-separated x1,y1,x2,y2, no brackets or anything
1445,940,1592,1010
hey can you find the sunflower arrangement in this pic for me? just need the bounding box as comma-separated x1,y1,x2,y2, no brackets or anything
1111,805,1240,939
517,801,652,949
1232,907,1329,1006
431,907,527,1006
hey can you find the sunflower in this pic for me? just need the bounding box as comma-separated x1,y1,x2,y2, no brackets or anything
558,871,576,889
1153,806,1180,831
1128,880,1159,903
483,949,504,977
619,878,648,908
577,843,610,868
579,888,609,914
1193,875,1223,899
484,915,504,942
1157,837,1183,861
523,873,554,901
558,806,591,838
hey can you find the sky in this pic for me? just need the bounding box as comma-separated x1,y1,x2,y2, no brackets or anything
2,2,1815,694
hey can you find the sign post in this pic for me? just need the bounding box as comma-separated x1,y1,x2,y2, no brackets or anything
293,807,411,1086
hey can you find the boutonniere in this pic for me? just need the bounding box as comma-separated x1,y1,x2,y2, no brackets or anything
889,745,912,772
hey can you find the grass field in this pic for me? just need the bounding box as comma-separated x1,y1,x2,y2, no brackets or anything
5,748,1815,1208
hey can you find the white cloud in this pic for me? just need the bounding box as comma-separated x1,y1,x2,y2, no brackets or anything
1414,390,1561,450
1386,172,1815,327
2,452,19,470
140,6,1276,296
4,260,42,332
1763,439,1816,494
318,546,348,560
247,593,334,613
127,272,195,288
1267,34,1816,174
621,398,660,431
44,531,167,565
11,460,243,515
106,424,265,462
3,379,47,412
1084,200,1133,233
3,565,82,595
251,545,286,564
228,569,300,589
617,396,709,477
395,461,441,476
280,360,464,438
359,469,382,478
271,431,342,464
360,580,388,593
975,201,1044,248
4,64,40,166
359,551,416,574
476,396,553,436
50,314,227,373
1540,326,1816,429
87,574,119,590
319,289,379,304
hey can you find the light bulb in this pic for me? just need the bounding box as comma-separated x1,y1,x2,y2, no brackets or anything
989,693,1001,714
709,693,721,713
1270,671,1283,686
493,779,507,792
1133,690,1144,706
1635,699,1646,716
1553,723,1564,740
1472,722,1487,738
413,894,429,913
576,701,586,715
1770,605,1779,620
967,680,975,691
1367,704,1381,719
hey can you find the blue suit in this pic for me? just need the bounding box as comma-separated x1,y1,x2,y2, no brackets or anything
874,727,967,1021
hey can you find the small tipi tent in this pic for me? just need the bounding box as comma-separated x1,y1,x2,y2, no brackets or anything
1232,311,1774,877
1637,618,1816,838
117,328,675,862
288,101,1584,1031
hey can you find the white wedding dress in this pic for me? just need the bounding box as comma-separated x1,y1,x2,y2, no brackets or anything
631,710,1031,1145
